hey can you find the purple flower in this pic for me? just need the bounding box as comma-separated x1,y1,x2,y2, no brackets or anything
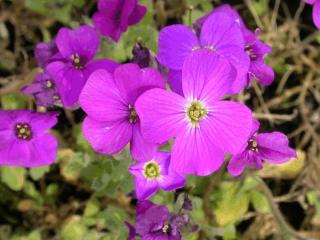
135,50,253,176
194,4,274,87
244,28,274,86
227,119,297,176
128,151,185,200
0,110,58,167
134,201,181,240
158,9,250,93
34,40,60,68
46,25,118,107
93,0,147,42
304,0,320,29
79,64,165,161
21,72,62,108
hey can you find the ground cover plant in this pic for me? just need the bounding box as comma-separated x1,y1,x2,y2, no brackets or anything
0,0,320,239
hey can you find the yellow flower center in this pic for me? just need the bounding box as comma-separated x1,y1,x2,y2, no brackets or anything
143,161,161,180
15,123,32,140
186,101,207,126
162,224,169,233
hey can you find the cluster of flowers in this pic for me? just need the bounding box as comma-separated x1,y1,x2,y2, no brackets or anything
126,197,196,239
1,1,298,235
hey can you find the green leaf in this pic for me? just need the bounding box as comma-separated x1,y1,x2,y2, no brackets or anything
250,191,271,213
214,182,250,226
61,217,87,240
29,166,49,181
1,93,28,110
84,198,101,217
1,167,26,191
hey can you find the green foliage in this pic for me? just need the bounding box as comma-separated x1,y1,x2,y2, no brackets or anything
1,167,26,191
25,0,85,25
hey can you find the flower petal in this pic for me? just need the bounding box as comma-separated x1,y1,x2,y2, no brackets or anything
172,127,225,176
256,132,297,164
97,0,122,18
85,59,119,78
79,69,129,122
200,12,244,50
201,101,253,154
82,117,132,155
135,89,187,144
130,124,158,161
182,49,235,101
114,64,165,104
168,69,183,96
158,172,186,191
314,1,320,29
217,45,250,93
158,25,199,70
227,151,248,176
56,25,99,60
29,111,58,134
128,3,147,25
92,13,121,41
134,178,159,200
250,60,275,86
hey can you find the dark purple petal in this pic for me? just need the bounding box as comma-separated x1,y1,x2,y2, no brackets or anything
136,204,170,236
256,132,297,164
85,59,119,78
128,3,147,25
34,40,59,68
93,13,122,41
249,59,274,86
56,25,99,61
125,222,136,240
167,70,183,96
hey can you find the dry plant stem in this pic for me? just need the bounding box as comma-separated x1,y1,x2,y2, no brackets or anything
255,177,314,240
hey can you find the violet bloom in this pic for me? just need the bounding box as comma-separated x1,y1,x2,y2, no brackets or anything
132,201,182,240
304,0,320,29
93,0,147,42
128,151,185,200
136,50,253,176
21,72,62,108
0,110,58,167
34,40,59,68
158,10,250,93
79,64,165,161
227,120,297,176
194,4,274,87
244,28,274,86
46,25,118,107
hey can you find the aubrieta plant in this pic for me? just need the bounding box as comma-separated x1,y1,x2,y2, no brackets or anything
1,1,300,239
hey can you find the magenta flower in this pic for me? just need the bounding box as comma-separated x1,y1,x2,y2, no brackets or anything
21,72,61,108
93,0,147,42
194,4,274,87
0,110,58,167
227,120,297,176
136,50,253,176
128,151,185,200
79,64,165,161
34,40,60,68
244,28,274,86
158,10,250,93
129,201,182,240
46,25,118,107
304,0,320,29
